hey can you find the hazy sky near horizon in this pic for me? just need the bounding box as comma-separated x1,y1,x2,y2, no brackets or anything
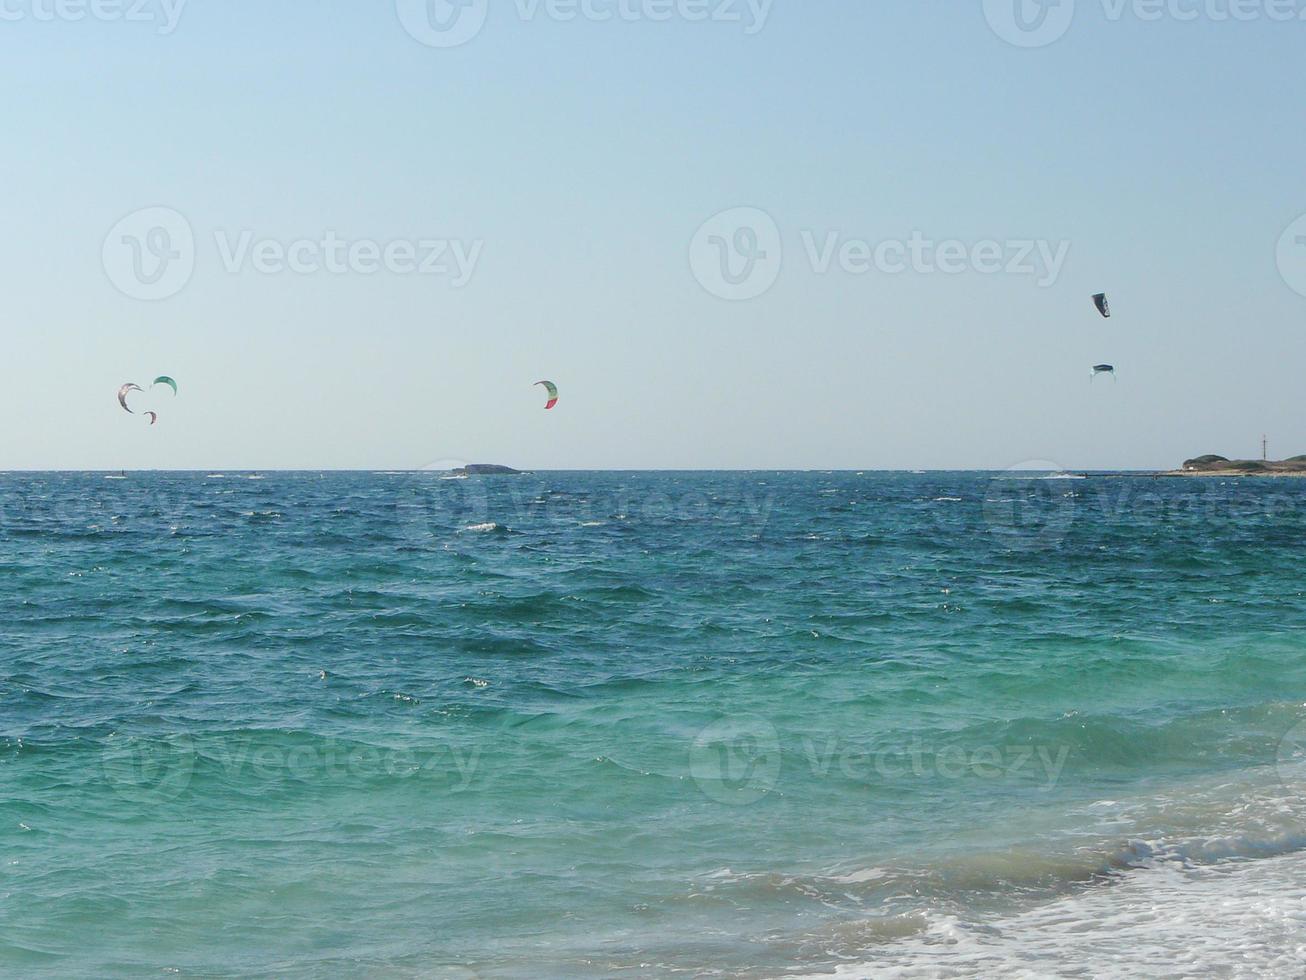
2,2,1304,470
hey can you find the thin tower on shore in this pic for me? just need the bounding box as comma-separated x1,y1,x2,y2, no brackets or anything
1262,435,1268,462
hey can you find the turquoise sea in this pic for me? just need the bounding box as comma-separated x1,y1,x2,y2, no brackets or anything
3,471,1306,977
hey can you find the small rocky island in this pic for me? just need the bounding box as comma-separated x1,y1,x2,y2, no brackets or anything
453,464,523,476
1160,454,1306,477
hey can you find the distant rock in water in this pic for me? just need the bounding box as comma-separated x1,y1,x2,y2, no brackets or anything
1168,454,1306,476
454,464,523,476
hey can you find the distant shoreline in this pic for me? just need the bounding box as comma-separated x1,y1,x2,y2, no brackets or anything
1156,455,1306,478
1155,469,1306,478
2,467,1305,476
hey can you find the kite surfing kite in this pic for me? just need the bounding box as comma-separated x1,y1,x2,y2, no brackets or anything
535,380,559,410
1088,297,1114,379
117,383,143,413
118,376,176,424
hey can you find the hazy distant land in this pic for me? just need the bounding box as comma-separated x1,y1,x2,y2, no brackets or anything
1159,454,1306,477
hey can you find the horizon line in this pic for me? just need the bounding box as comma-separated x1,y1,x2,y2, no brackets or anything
0,467,1167,474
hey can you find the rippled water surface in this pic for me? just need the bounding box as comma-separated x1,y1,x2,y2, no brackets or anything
3,471,1306,977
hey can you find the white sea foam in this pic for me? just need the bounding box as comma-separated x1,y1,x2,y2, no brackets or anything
793,848,1306,979
782,763,1306,978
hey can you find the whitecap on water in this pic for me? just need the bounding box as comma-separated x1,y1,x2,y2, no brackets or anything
790,849,1306,979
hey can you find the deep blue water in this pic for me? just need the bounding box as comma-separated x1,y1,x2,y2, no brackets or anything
3,471,1306,977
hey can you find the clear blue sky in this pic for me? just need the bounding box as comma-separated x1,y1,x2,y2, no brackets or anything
2,2,1303,470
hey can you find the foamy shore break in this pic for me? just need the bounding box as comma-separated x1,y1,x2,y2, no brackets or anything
1158,454,1306,477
